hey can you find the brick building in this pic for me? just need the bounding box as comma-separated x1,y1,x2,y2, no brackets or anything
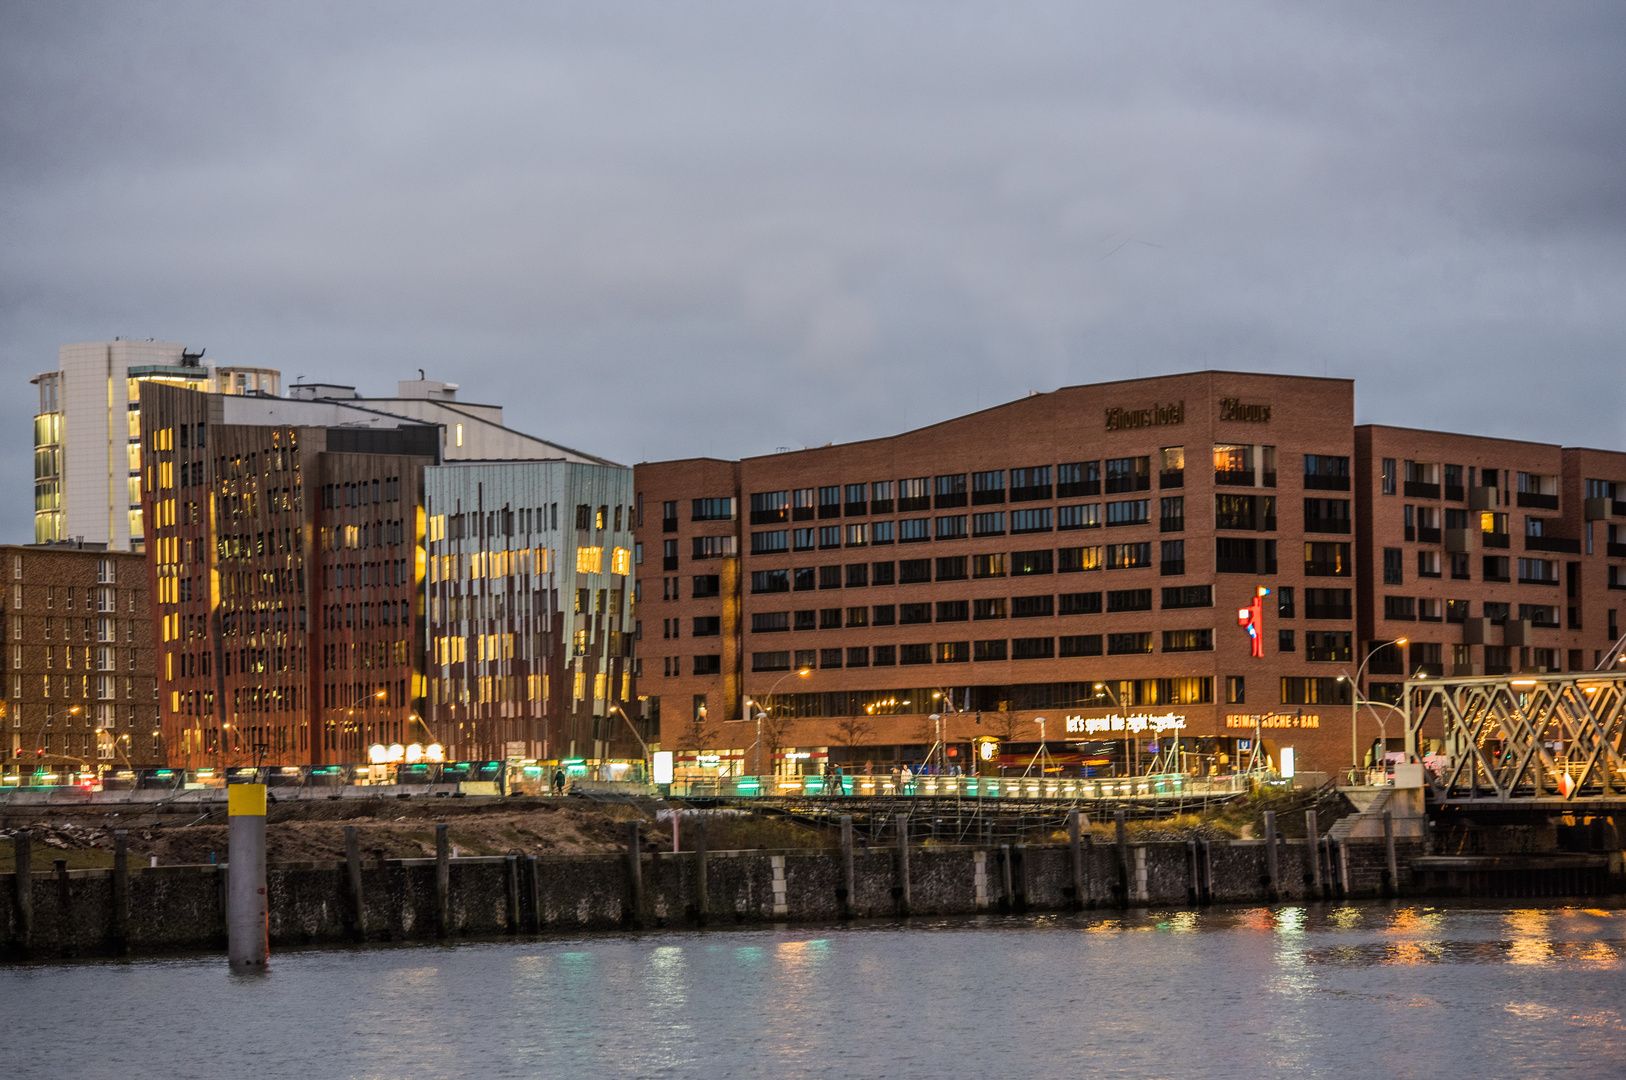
1,542,157,781
634,372,1626,778
138,382,435,769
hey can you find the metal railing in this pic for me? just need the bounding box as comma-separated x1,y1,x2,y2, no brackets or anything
671,772,1265,801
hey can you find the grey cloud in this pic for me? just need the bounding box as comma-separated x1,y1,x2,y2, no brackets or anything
3,1,1625,538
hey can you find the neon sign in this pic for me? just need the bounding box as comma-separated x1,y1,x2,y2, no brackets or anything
1065,712,1187,735
1238,586,1269,658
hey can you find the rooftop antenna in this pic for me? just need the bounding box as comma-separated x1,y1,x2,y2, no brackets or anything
419,368,425,380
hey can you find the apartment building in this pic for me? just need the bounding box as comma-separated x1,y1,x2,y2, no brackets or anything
1356,429,1626,707
0,543,156,781
422,460,641,765
138,381,437,769
636,372,1364,775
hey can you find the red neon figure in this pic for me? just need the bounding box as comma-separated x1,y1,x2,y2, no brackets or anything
1237,587,1269,658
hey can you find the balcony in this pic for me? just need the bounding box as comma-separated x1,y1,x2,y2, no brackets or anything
1304,517,1350,534
1444,484,1465,502
819,503,842,519
1483,532,1510,549
1585,497,1613,521
663,517,678,533
1461,617,1492,644
1417,527,1441,545
1404,481,1440,499
845,501,867,516
1516,491,1559,510
1503,619,1535,646
1214,469,1254,487
1303,474,1350,491
1444,528,1476,553
1160,469,1184,489
1524,534,1580,554
1609,542,1626,559
1468,486,1498,510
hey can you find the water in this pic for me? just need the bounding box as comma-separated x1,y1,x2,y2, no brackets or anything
6,904,1626,1079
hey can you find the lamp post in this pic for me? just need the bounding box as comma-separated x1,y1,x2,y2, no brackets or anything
1340,637,1407,771
747,667,810,777
1092,682,1127,775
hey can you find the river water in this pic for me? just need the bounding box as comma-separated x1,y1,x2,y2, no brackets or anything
6,903,1625,1079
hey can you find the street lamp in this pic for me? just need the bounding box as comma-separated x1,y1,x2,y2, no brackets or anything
747,667,810,776
1339,637,1407,771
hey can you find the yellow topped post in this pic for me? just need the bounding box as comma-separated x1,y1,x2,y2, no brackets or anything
227,783,268,971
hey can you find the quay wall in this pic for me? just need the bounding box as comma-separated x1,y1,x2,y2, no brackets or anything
3,831,1431,961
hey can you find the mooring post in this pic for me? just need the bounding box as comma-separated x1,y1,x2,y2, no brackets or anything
1067,811,1085,911
839,815,855,918
344,825,365,940
627,820,644,926
894,814,911,916
1114,807,1129,907
505,856,520,934
1013,844,1029,913
1200,839,1214,905
434,823,450,938
1185,840,1199,906
1262,810,1279,901
526,854,542,932
999,844,1014,912
12,830,32,955
1305,810,1322,898
694,819,709,924
111,830,129,952
1383,809,1398,897
227,783,269,971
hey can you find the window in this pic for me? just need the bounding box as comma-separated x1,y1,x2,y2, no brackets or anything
901,603,932,624
846,606,869,627
934,474,967,509
845,483,868,515
973,553,1007,578
819,608,843,629
752,612,790,633
900,558,932,583
1303,588,1351,620
845,563,869,587
662,539,678,570
1060,634,1102,657
872,561,896,586
1160,539,1185,576
751,569,790,593
899,518,930,543
1163,585,1212,609
1059,591,1102,615
1105,457,1150,494
1106,543,1152,570
792,488,815,520
1012,637,1055,659
1278,629,1295,652
1160,447,1185,488
898,478,930,512
1384,596,1417,620
819,485,842,517
1058,546,1102,573
693,616,721,637
1011,508,1054,534
1107,632,1152,655
873,644,897,666
1381,458,1396,495
847,646,870,667
816,525,840,549
693,535,737,559
793,528,816,551
1226,676,1245,704
972,470,1006,505
845,524,868,547
1010,466,1053,502
1213,444,1253,485
752,651,791,672
975,597,1008,619
751,531,789,555
901,643,933,665
1012,549,1054,575
692,497,735,521
936,556,968,581
973,512,1006,537
1012,594,1055,618
794,567,817,590
1105,500,1148,527
1518,558,1557,584
1057,504,1100,530
937,641,970,663
935,515,968,540
1057,461,1100,498
1304,498,1351,533
794,610,816,631
1484,556,1511,582
819,565,842,589
1305,542,1351,577
1303,455,1351,490
1417,550,1442,578
1305,630,1352,662
872,605,896,626
974,639,1008,661
871,481,895,515
750,491,789,525
1160,497,1184,532
1280,677,1351,706
1163,629,1212,652
937,600,970,622
1106,589,1152,612
692,655,721,675
872,521,895,545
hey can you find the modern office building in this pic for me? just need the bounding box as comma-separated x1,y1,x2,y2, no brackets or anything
0,542,157,783
422,460,641,765
32,340,280,548
634,372,1626,777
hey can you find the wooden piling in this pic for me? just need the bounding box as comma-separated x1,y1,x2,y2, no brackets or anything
505,856,520,934
694,820,709,924
1383,809,1398,897
344,825,365,940
11,831,31,955
1185,840,1199,905
1262,810,1279,901
1305,810,1321,898
1114,807,1129,907
526,855,542,932
839,815,854,918
111,830,129,953
894,814,911,916
627,820,644,926
1067,811,1085,911
434,823,450,938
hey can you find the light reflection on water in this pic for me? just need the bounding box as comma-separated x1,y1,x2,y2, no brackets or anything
5,903,1626,1080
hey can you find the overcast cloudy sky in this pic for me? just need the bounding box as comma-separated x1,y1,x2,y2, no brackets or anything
2,2,1623,539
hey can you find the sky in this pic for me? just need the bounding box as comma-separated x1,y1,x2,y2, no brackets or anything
2,2,1624,541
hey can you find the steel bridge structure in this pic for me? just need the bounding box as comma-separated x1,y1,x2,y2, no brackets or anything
1404,671,1626,807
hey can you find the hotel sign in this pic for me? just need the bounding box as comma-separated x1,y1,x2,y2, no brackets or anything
1219,398,1272,423
1105,401,1184,431
1066,712,1188,735
1225,713,1320,729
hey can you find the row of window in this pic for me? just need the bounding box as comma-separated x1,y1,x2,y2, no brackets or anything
1379,597,1565,627
1381,549,1562,586
747,632,1205,670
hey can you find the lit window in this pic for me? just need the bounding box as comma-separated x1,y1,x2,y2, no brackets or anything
611,547,632,575
455,423,464,447
576,546,604,574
